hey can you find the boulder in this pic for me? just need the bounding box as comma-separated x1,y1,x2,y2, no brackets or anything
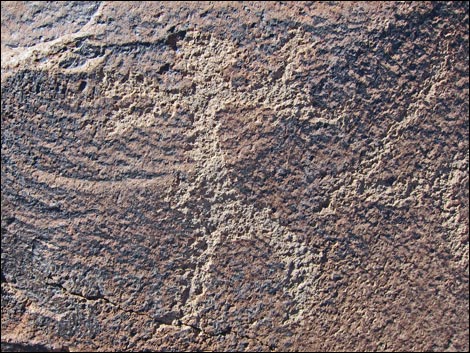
1,2,468,351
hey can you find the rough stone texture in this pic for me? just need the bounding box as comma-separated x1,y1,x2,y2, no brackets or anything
1,1,469,352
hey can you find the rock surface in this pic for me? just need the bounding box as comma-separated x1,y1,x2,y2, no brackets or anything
1,1,469,352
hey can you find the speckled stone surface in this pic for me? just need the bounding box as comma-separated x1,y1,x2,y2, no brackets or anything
1,1,469,351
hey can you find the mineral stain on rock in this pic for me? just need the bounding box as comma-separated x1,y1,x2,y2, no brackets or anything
1,1,469,352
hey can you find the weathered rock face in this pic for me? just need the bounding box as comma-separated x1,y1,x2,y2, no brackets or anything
1,1,468,351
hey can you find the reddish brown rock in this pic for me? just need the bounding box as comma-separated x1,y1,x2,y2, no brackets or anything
1,1,468,352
